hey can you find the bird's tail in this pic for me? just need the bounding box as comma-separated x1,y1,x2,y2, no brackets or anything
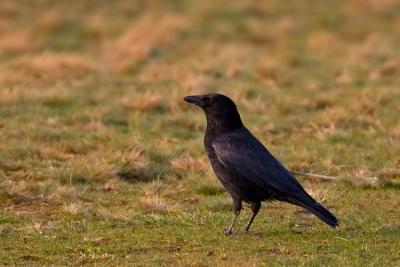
288,194,339,228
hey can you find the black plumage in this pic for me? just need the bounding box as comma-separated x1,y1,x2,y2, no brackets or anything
184,93,338,235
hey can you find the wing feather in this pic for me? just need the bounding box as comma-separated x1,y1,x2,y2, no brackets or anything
212,129,306,197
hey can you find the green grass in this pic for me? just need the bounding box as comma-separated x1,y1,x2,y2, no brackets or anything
1,0,400,265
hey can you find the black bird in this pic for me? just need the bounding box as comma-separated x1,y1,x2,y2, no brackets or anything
184,93,338,235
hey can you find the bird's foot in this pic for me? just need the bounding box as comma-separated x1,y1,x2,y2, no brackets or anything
242,227,250,234
223,228,233,236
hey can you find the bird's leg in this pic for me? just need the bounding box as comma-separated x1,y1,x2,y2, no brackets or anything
224,211,240,236
243,201,261,233
224,198,242,236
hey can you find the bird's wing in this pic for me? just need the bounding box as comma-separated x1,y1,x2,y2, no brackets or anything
212,129,306,197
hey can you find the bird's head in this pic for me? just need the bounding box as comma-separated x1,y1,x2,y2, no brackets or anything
183,93,243,132
183,93,237,116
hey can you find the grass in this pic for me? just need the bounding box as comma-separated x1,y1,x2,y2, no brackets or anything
1,0,400,265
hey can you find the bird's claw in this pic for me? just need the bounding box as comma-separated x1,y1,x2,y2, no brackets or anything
223,228,233,236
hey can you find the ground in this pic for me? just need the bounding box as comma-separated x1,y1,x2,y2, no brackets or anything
1,0,400,265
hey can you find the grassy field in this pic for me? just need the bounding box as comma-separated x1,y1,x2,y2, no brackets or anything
1,0,400,265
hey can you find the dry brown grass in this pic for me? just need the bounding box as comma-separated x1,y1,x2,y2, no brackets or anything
124,92,163,111
138,196,181,213
103,14,188,72
0,87,20,105
171,154,210,176
307,31,345,57
347,33,393,64
11,53,96,77
0,30,36,53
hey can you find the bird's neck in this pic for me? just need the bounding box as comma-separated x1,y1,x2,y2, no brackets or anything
205,110,244,137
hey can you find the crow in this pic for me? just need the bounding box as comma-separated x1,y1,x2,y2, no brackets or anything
184,93,338,235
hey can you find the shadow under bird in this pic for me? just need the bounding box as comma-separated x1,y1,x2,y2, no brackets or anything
184,93,338,235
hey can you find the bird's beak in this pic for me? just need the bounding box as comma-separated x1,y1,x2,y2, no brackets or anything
183,95,204,107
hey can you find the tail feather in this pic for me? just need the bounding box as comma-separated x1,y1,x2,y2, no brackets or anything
288,194,339,228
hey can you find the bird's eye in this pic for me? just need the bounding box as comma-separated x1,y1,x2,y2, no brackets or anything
203,96,212,104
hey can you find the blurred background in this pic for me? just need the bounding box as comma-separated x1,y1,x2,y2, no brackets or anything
1,0,400,265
